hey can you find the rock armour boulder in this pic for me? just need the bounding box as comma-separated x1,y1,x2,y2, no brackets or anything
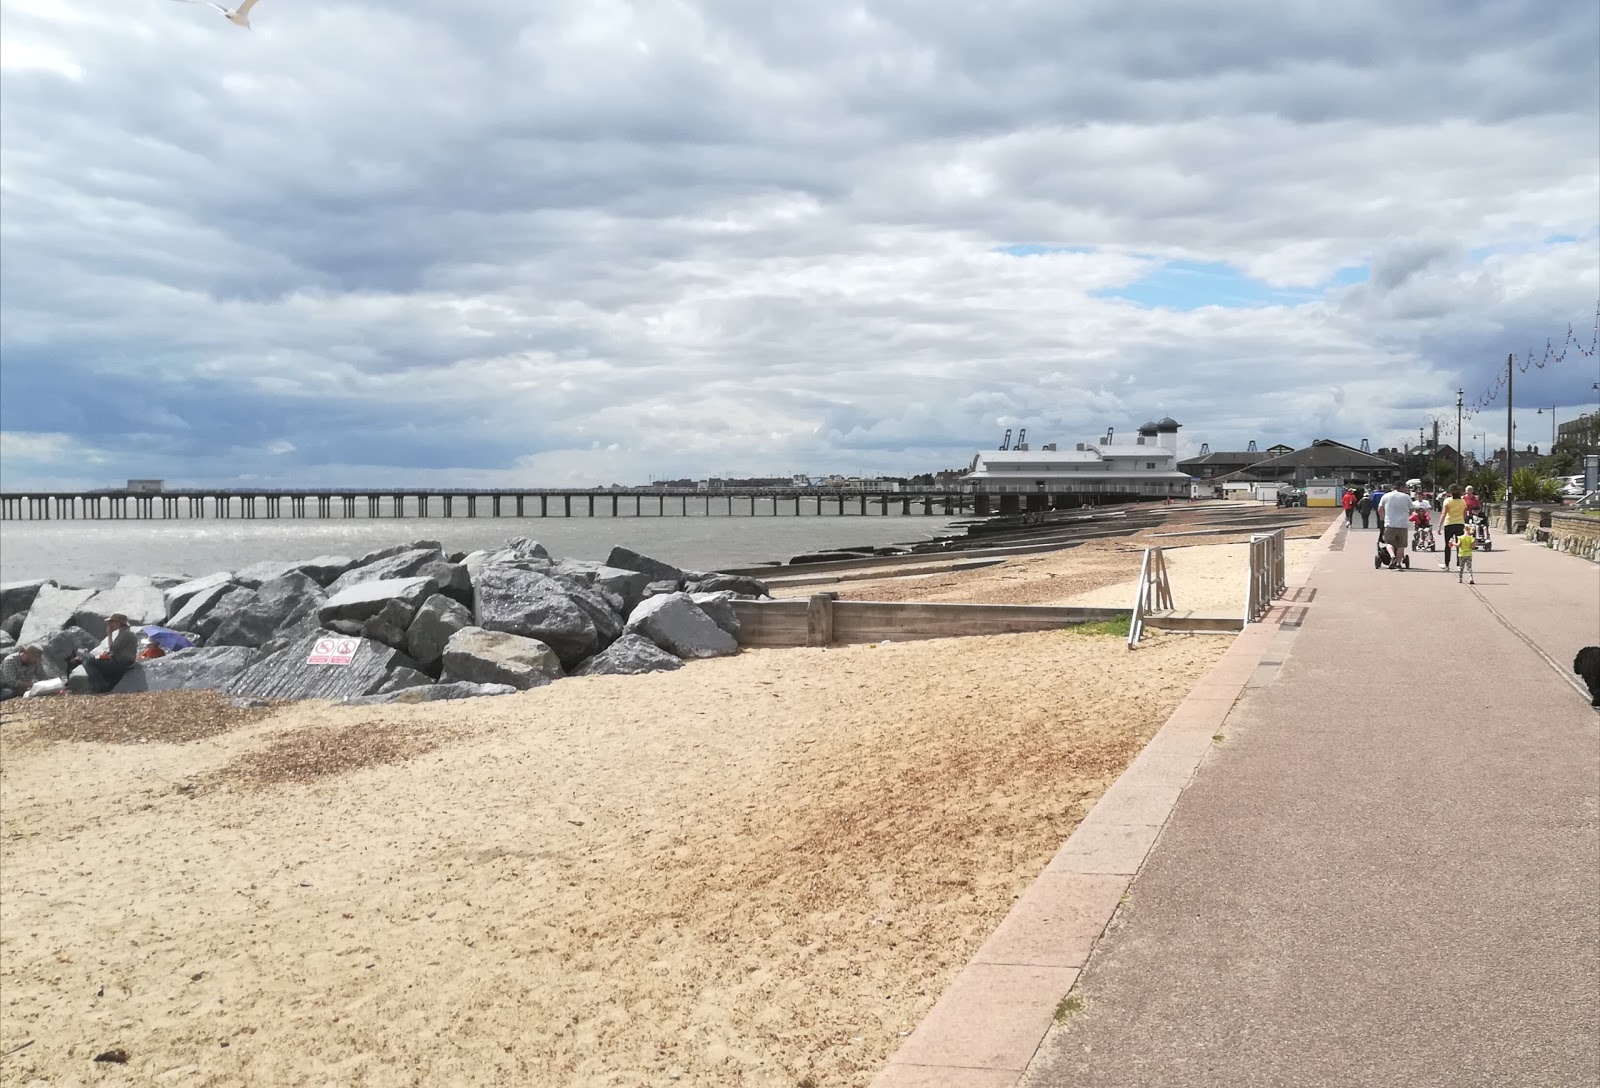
163,572,233,619
605,546,686,587
111,646,262,694
209,572,327,648
625,593,739,659
328,548,445,594
72,576,169,639
224,634,419,701
571,633,684,676
439,626,563,690
405,594,472,672
17,585,97,646
0,580,50,629
318,577,438,627
471,566,598,666
341,681,517,706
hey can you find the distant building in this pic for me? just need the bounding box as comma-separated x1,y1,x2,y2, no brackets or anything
125,479,164,493
962,418,1196,512
1214,440,1398,486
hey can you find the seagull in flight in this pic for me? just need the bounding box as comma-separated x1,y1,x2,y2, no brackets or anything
172,0,262,29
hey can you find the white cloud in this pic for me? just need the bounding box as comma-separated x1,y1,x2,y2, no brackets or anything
0,0,1595,487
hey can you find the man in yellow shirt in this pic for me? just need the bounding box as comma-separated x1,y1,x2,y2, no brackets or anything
1439,485,1468,569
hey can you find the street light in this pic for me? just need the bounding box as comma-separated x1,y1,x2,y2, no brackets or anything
1455,388,1464,483
1536,405,1558,449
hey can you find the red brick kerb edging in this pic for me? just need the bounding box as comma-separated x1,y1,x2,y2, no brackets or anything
868,516,1343,1088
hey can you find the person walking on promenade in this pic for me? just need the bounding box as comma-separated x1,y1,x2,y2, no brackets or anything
1372,484,1387,531
1378,486,1414,570
1342,488,1357,526
1356,489,1374,528
1438,485,1468,569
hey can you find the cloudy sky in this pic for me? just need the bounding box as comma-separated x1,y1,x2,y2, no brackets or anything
1,0,1596,488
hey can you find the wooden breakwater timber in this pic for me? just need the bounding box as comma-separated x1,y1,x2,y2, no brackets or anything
0,488,974,522
731,596,1243,649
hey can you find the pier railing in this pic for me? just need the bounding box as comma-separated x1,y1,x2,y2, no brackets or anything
1245,529,1287,624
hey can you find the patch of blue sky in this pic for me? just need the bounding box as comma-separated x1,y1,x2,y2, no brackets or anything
993,243,1094,256
1090,260,1369,311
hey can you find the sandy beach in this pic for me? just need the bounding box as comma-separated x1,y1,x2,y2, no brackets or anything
0,508,1331,1087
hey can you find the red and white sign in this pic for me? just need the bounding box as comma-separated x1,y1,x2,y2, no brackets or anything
307,637,359,666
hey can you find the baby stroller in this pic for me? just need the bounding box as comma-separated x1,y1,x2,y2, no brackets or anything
1410,509,1437,552
1466,508,1493,550
1375,532,1410,569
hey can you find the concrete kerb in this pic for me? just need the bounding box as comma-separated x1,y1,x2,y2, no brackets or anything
871,515,1342,1087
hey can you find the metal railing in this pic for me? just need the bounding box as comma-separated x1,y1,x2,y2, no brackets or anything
1128,546,1174,648
1244,529,1287,624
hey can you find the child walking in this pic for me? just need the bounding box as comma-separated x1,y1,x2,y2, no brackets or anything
1456,526,1476,585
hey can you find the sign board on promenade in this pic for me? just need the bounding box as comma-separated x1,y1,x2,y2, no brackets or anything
307,638,359,666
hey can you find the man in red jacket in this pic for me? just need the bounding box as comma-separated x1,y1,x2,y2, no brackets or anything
1341,488,1357,526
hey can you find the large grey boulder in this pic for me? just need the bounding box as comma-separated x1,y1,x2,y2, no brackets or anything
0,630,12,652
591,565,652,614
360,599,416,652
554,579,625,647
163,572,233,618
352,540,443,568
232,560,306,589
502,537,551,561
642,579,680,600
341,681,517,706
688,591,741,638
0,580,50,629
71,572,122,591
38,626,97,676
318,576,437,627
439,626,563,690
329,546,444,593
472,566,598,666
374,666,433,694
147,574,190,592
72,575,169,639
224,633,420,701
405,594,472,672
625,593,739,659
1,613,23,639
111,646,262,694
166,582,245,641
17,585,96,646
605,546,686,587
209,572,327,649
298,555,356,587
572,633,684,677
691,573,771,598
415,560,472,608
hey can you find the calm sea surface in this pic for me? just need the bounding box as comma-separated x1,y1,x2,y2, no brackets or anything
0,503,960,584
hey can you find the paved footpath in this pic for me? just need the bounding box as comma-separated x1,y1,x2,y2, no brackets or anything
1013,524,1600,1087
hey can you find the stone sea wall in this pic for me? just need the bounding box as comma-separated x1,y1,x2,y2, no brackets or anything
0,539,770,704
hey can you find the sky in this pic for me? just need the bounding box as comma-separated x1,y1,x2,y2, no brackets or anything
1,0,1597,489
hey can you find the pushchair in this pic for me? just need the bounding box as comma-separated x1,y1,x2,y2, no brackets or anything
1466,508,1493,550
1410,509,1437,552
1375,531,1410,569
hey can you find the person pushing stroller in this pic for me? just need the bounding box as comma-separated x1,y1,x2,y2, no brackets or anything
1377,486,1414,570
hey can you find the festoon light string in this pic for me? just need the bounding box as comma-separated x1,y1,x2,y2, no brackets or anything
1458,301,1599,422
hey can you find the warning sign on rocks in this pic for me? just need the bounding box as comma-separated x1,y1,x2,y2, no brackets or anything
307,637,359,666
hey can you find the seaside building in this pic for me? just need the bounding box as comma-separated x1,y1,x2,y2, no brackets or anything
961,418,1197,514
1212,439,1399,487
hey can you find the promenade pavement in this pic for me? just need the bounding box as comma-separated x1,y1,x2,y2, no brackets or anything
1015,522,1600,1087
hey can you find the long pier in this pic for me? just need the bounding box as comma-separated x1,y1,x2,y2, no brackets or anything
0,487,977,522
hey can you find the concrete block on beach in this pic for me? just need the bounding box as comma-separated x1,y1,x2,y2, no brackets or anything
17,585,96,646
224,633,420,701
318,577,438,627
472,566,598,666
439,626,564,690
572,632,684,676
111,646,262,694
163,572,233,619
625,593,739,659
72,575,169,639
0,580,51,628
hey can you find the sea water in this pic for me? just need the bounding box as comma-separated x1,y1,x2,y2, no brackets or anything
0,503,959,584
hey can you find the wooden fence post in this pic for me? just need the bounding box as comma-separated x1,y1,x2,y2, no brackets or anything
806,593,836,647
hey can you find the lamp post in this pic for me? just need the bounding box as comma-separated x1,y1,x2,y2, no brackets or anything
1536,405,1557,449
1455,389,1464,484
1504,354,1514,532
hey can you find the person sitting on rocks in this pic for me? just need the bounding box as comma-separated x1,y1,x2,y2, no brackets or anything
68,614,139,694
0,645,47,701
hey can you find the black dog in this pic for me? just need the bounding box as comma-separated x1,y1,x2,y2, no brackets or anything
1575,646,1600,707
